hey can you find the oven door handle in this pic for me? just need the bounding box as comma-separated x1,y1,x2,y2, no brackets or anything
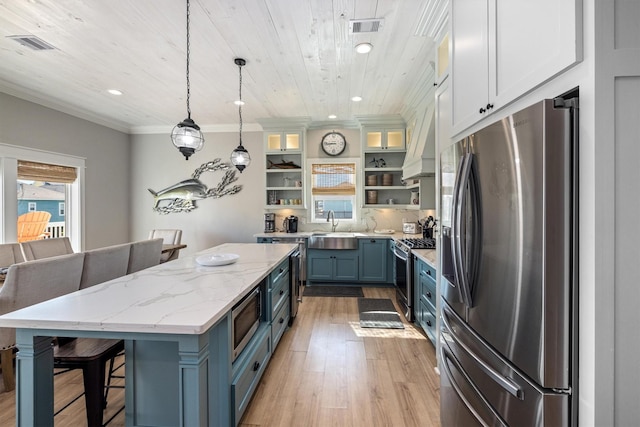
393,246,409,261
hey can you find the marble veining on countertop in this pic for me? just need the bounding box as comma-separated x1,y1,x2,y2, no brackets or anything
412,249,437,268
0,243,297,335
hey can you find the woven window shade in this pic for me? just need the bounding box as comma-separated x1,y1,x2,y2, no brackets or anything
311,163,356,195
17,160,78,183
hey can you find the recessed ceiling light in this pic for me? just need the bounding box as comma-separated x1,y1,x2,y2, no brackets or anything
234,100,245,106
355,42,373,54
107,89,123,96
351,96,363,102
328,114,337,119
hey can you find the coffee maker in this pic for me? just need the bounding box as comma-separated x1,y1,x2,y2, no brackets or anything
264,213,276,233
283,215,298,233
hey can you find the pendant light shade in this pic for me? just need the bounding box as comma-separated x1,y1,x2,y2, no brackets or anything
171,0,204,160
231,58,251,172
172,118,204,160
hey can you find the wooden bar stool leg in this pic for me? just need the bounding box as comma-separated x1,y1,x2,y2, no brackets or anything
82,359,106,427
1,348,15,391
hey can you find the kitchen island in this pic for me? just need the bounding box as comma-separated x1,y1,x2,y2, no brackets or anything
0,242,296,426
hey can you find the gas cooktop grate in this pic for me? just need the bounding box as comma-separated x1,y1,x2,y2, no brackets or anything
399,238,436,249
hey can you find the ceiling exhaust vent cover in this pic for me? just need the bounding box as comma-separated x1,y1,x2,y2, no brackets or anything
349,18,384,34
7,35,56,51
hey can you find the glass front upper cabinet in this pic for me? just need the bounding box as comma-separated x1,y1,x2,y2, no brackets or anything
364,129,405,151
266,131,302,152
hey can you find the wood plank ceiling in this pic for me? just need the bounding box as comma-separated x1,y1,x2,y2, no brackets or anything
0,0,446,133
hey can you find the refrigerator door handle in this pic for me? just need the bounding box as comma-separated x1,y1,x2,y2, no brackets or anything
440,345,509,427
454,153,474,307
450,153,468,305
442,305,524,400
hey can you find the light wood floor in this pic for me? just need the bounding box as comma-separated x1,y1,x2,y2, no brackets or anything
0,286,440,427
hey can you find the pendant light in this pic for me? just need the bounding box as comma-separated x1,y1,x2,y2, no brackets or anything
230,58,251,172
171,0,204,160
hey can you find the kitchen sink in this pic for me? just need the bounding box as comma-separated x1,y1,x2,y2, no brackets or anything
308,232,365,249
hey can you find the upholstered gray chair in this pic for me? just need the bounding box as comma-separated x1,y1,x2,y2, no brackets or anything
148,229,183,262
127,238,163,274
0,242,25,269
79,243,131,290
21,236,74,261
0,252,85,391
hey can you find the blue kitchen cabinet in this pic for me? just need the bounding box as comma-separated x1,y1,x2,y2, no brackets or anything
358,238,390,282
307,249,358,282
231,324,271,425
231,257,290,425
414,255,437,346
268,258,290,349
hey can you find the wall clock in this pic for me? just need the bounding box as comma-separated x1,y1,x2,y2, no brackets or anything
321,131,347,156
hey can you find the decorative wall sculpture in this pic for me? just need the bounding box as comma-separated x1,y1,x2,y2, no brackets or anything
148,159,242,214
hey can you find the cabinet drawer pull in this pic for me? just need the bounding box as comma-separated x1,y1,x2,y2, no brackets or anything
479,107,486,114
253,361,260,371
426,320,432,327
279,268,284,273
426,291,432,299
279,317,285,324
486,103,494,110
279,289,285,296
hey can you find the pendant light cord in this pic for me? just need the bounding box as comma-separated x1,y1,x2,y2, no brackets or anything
238,62,243,145
186,0,192,120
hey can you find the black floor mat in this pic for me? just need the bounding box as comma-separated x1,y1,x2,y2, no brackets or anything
357,298,404,329
303,285,364,297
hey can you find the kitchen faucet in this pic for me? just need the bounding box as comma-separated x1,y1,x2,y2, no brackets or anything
327,210,338,232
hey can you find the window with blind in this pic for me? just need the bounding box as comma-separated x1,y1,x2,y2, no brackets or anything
17,160,77,240
310,162,357,222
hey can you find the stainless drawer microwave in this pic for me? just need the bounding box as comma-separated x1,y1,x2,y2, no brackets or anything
231,285,262,361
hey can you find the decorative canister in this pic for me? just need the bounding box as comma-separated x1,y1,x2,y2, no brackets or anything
411,191,420,205
381,173,393,186
366,174,378,186
366,190,378,204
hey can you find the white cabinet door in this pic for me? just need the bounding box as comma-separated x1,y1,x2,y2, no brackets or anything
490,0,582,106
436,76,453,154
451,0,490,134
451,0,582,136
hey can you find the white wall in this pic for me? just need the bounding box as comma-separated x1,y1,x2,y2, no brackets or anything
0,92,131,250
129,130,264,255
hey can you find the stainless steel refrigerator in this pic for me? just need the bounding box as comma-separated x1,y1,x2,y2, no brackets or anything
439,98,578,426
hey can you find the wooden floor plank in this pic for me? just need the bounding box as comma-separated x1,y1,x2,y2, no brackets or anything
1,286,441,427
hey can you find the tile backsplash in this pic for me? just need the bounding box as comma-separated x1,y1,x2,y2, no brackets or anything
266,208,436,233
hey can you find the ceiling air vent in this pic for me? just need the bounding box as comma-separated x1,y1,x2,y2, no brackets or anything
7,35,56,51
349,18,384,34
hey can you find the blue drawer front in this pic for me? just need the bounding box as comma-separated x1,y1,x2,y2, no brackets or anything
269,259,289,285
232,327,271,425
272,299,290,349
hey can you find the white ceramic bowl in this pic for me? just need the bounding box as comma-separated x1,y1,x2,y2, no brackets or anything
195,253,239,266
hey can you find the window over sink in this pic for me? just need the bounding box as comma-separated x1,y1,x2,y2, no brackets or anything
308,160,359,223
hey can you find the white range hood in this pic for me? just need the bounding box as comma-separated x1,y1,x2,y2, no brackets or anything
402,102,436,180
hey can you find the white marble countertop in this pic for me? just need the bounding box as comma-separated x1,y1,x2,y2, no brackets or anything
254,231,423,240
412,249,437,269
0,243,296,336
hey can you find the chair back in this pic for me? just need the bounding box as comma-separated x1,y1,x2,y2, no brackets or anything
17,211,52,243
80,243,131,290
127,238,163,274
148,229,182,245
21,237,74,261
149,229,183,262
0,252,85,350
0,243,25,268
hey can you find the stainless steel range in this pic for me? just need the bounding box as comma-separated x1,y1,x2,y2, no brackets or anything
393,238,436,321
